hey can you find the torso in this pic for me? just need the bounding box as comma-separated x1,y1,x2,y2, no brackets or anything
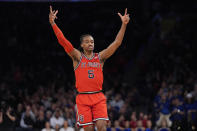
74,53,103,92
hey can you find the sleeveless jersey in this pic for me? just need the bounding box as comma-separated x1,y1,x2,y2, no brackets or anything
74,53,103,92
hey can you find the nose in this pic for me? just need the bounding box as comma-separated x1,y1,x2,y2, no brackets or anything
89,43,93,46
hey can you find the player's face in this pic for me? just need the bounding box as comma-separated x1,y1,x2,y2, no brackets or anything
81,36,94,51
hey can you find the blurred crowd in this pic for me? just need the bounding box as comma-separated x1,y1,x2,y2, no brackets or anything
0,0,197,131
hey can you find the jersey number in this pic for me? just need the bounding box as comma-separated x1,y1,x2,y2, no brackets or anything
88,70,94,79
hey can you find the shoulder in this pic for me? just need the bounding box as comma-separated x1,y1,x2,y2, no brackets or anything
95,52,104,62
50,116,55,121
68,127,74,131
94,53,99,58
72,50,82,62
60,117,64,120
59,128,64,131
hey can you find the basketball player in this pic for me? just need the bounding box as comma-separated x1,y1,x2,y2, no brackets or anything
49,6,130,131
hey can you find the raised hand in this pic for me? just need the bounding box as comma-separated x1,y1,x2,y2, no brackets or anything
49,6,58,25
118,8,130,25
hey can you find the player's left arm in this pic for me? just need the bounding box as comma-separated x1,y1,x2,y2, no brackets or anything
99,8,130,62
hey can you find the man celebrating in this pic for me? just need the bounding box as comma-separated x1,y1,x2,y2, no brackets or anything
49,6,130,131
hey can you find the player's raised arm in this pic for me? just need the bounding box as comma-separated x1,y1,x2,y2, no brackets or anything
49,6,81,61
99,8,130,62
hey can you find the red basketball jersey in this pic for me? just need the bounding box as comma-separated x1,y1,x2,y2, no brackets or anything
74,53,103,92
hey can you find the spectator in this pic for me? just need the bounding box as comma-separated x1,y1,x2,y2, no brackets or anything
118,115,125,128
185,93,197,122
139,112,144,120
110,94,124,111
46,110,53,121
142,114,148,128
20,105,35,131
0,104,16,131
124,121,131,131
63,107,75,127
157,119,170,131
156,94,172,128
136,120,145,131
42,121,55,131
15,103,24,130
59,120,74,131
41,95,52,109
32,103,39,118
55,124,60,131
185,93,197,131
50,108,64,129
34,110,46,130
114,120,122,131
170,97,185,131
145,120,153,131
130,112,137,130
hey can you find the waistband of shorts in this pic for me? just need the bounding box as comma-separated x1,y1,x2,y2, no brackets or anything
77,90,102,94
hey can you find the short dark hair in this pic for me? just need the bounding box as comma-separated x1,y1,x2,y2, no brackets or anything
80,34,93,44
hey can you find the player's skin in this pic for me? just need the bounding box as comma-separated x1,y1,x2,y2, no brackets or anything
49,6,130,131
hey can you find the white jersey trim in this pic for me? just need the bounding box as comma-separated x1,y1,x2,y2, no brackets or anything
74,55,82,71
93,118,109,121
98,53,101,62
82,53,95,60
76,104,79,122
77,122,94,126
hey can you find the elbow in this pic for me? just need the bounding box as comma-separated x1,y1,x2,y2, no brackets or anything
117,42,122,46
12,117,16,121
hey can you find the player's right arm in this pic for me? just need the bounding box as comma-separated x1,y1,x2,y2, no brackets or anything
49,6,81,62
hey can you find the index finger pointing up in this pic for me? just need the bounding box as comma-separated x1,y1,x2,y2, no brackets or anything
124,8,127,15
50,6,53,13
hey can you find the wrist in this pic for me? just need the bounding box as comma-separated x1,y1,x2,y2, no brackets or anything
50,21,56,26
122,23,127,27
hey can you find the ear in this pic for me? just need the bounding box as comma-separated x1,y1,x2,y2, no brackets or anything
80,43,83,48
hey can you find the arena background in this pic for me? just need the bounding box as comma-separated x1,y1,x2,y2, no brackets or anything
0,0,197,131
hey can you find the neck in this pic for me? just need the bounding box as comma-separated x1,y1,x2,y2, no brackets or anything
83,50,93,58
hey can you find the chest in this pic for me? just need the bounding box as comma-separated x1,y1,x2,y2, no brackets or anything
79,56,101,69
